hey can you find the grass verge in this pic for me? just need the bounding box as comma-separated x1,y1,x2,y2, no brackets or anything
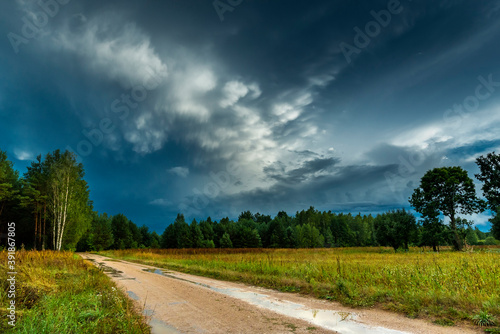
0,250,150,334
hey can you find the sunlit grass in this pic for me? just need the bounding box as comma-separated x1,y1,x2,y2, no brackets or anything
0,250,150,334
101,247,500,328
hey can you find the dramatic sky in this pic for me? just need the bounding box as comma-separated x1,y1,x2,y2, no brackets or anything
2,0,500,232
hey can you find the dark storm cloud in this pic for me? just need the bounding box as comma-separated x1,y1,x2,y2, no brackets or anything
264,157,340,184
448,140,500,160
1,0,500,230
212,161,400,218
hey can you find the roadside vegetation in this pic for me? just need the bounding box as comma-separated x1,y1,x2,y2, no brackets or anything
101,247,500,331
0,250,150,333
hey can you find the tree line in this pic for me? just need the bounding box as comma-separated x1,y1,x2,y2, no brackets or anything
118,208,499,252
1,149,91,250
0,149,499,251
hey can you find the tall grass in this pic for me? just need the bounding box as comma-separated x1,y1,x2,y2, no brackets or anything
101,247,500,327
0,250,150,333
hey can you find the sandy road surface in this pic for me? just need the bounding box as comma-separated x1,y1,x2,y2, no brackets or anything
80,253,480,334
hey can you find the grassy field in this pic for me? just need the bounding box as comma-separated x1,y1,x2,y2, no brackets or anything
0,250,150,334
100,247,500,330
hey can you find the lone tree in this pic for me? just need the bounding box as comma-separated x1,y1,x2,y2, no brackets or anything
410,166,485,251
475,152,500,239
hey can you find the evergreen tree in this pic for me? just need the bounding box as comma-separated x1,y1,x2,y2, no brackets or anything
220,232,233,248
254,212,271,224
295,224,306,248
202,239,215,248
310,224,324,248
190,219,204,248
212,220,226,248
0,151,22,248
246,228,262,248
128,221,142,249
330,213,353,247
295,224,323,248
174,214,192,248
19,179,43,249
257,221,270,247
324,227,334,247
351,214,370,246
150,231,161,248
161,224,176,248
0,150,19,222
285,226,297,248
238,211,255,222
268,218,286,248
199,219,215,242
92,213,114,250
111,213,132,249
139,225,152,248
20,155,47,249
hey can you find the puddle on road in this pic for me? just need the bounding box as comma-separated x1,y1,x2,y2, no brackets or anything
168,301,187,306
142,268,211,289
144,309,155,316
211,287,409,334
149,318,181,334
144,309,181,334
96,262,124,277
143,268,169,275
142,267,408,334
96,261,136,280
127,291,140,301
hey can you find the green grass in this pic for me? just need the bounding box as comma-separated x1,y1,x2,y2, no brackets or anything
473,311,498,327
99,247,500,329
0,250,150,333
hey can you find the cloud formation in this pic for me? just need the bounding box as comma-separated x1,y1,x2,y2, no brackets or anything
1,0,500,232
168,166,189,178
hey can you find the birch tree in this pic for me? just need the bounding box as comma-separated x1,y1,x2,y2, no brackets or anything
44,150,91,251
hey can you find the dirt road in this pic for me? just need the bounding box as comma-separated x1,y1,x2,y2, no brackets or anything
80,253,480,334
